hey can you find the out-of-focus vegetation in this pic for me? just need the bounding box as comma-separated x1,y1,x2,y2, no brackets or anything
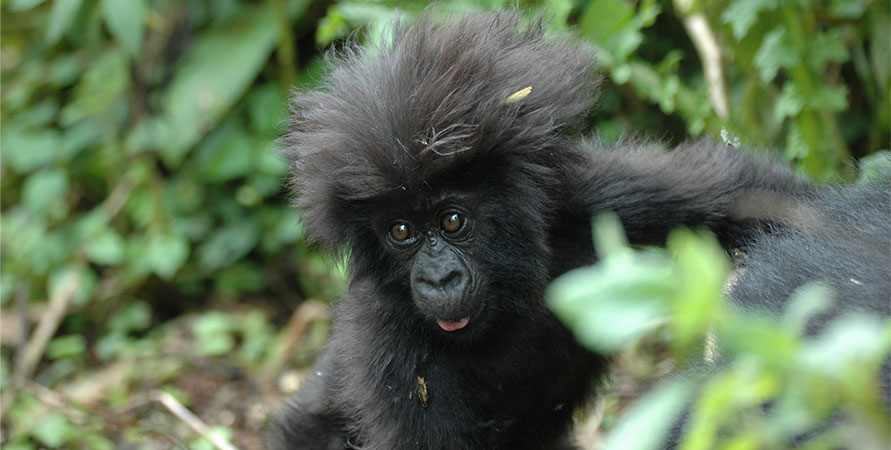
1,0,887,448
549,215,891,450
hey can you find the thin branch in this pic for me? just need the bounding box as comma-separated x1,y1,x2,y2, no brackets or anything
151,390,239,450
14,281,31,349
675,0,729,119
1,274,80,420
260,300,329,390
101,171,140,221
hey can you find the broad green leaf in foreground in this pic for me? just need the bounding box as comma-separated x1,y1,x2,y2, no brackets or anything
157,5,279,167
547,215,676,353
603,378,694,450
100,0,146,57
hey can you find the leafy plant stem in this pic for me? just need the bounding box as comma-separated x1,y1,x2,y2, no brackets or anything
270,0,298,88
781,7,850,179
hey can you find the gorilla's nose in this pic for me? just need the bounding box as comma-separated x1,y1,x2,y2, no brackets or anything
415,269,465,295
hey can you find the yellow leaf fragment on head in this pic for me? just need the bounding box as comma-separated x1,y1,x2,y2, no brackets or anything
417,376,428,408
503,86,532,104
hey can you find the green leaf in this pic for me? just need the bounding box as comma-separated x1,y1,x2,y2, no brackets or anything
255,141,287,176
591,213,629,259
807,29,849,70
785,122,808,160
2,209,43,273
802,314,891,375
60,49,130,125
215,262,264,296
47,335,87,359
247,83,287,136
159,4,279,166
548,249,675,353
625,61,662,103
603,378,694,450
100,0,145,57
10,100,58,128
144,232,190,280
782,282,833,334
85,229,125,265
80,435,115,450
193,312,235,356
0,439,31,450
808,85,848,112
857,151,891,184
261,208,303,253
235,185,261,207
774,82,804,122
869,9,890,91
1,129,62,173
95,332,128,361
195,121,254,182
753,28,799,82
22,168,68,217
316,10,350,47
721,0,777,40
48,264,97,306
124,116,173,155
580,0,634,43
31,413,75,447
198,219,260,271
541,0,574,28
161,177,204,215
75,209,110,240
0,273,15,306
579,0,648,62
317,2,397,47
683,366,780,449
657,76,679,113
46,0,84,45
668,230,728,352
239,310,275,366
108,301,152,333
48,54,82,87
828,0,869,18
8,0,45,11
637,0,660,26
60,120,102,160
719,315,799,366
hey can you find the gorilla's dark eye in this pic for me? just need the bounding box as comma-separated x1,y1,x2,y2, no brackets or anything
441,212,464,233
389,222,414,242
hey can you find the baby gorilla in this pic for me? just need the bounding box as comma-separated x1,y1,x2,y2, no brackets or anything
270,11,886,450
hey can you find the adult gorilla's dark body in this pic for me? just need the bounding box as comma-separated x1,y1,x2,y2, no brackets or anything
732,181,890,334
270,12,889,450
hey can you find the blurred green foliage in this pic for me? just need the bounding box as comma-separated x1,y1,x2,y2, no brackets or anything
1,0,887,448
549,216,891,450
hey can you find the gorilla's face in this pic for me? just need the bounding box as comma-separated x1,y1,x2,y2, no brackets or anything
388,205,478,333
374,190,482,338
373,183,552,342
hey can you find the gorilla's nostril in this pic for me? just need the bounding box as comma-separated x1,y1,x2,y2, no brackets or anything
439,271,462,288
418,270,463,290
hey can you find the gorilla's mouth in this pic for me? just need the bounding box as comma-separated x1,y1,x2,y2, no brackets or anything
437,317,471,332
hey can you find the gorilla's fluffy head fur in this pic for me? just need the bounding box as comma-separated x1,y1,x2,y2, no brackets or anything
281,12,599,253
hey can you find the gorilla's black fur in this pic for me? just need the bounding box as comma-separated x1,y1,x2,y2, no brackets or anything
271,11,889,450
731,180,891,332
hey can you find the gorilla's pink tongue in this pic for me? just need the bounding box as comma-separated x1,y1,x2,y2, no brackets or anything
437,317,470,332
